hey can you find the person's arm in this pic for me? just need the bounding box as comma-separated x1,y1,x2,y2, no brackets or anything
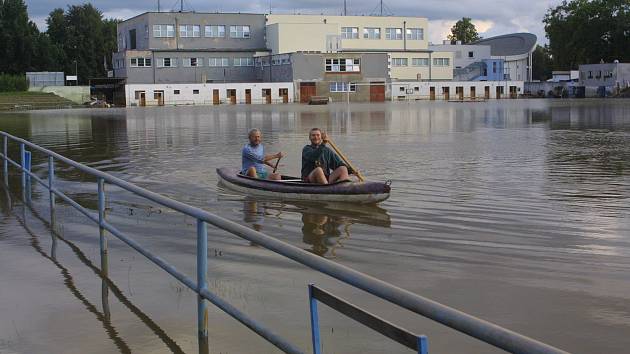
327,147,354,174
262,152,283,167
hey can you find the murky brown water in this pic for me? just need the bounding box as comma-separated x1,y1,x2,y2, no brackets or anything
0,99,629,354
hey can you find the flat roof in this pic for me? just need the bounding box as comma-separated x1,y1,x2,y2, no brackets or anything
473,33,537,56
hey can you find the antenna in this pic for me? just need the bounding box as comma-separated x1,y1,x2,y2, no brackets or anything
180,0,183,12
344,0,347,16
369,0,393,16
157,0,160,12
380,0,383,16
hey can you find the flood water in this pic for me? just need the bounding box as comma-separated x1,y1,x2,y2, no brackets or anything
0,99,629,354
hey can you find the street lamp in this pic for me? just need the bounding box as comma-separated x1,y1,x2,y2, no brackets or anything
73,60,78,86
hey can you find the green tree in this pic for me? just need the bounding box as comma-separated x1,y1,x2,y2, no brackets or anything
543,0,630,69
532,45,553,81
0,0,39,74
448,17,481,44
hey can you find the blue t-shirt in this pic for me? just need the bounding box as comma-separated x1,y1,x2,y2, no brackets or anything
242,143,265,174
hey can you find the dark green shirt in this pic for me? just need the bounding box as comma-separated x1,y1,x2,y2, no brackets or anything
301,144,351,179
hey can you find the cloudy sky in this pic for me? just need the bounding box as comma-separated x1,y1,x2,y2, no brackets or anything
26,0,561,44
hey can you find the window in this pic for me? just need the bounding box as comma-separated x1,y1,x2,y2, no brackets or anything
183,58,203,67
180,25,201,38
325,58,360,72
153,24,175,38
174,90,180,95
406,28,423,40
392,58,408,67
329,82,356,92
363,27,381,39
230,25,250,38
433,58,450,66
204,25,225,38
468,51,474,58
129,29,137,49
208,57,229,67
234,57,254,66
193,89,199,94
158,57,177,67
341,27,359,39
493,62,497,73
412,58,429,66
385,28,403,40
130,57,152,67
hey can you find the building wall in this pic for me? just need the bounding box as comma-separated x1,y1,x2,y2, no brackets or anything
125,82,294,106
266,14,429,54
266,23,338,54
391,80,524,100
388,51,453,81
579,63,630,87
429,44,492,69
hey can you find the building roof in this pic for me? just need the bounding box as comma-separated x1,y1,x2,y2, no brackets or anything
473,33,537,57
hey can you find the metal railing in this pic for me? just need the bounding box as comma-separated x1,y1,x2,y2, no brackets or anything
0,131,570,354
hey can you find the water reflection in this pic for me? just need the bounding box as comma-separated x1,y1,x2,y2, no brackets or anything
242,198,391,257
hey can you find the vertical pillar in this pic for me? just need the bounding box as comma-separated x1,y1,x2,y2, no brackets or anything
48,156,56,226
24,150,31,204
98,177,110,318
20,143,25,203
3,136,7,186
308,284,322,354
197,219,208,352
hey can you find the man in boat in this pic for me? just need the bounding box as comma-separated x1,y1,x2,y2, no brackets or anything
301,128,352,184
242,128,283,180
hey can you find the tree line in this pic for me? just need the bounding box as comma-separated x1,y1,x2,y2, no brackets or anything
0,0,118,85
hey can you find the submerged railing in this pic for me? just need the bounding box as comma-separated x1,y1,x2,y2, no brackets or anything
0,131,570,354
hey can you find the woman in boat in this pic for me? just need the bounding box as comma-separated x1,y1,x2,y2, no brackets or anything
242,128,283,180
301,128,353,184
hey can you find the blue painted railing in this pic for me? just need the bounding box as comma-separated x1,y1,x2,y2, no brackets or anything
0,131,570,354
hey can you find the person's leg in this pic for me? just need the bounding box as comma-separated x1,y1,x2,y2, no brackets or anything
328,166,349,183
246,167,257,177
268,172,281,180
307,167,328,184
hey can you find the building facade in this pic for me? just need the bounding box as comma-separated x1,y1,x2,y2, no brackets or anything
579,63,630,88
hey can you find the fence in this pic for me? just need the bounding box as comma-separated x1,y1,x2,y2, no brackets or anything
0,131,570,354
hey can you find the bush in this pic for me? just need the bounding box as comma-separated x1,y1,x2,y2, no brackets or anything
0,74,29,92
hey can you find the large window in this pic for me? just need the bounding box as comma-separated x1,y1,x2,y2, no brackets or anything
412,58,429,66
229,25,250,38
406,28,424,40
179,25,201,38
208,57,230,67
182,58,203,67
385,28,403,40
153,24,175,38
325,58,360,72
341,27,359,39
233,57,254,66
329,82,357,92
392,58,408,67
433,58,450,66
129,57,152,67
158,58,177,67
363,27,381,39
204,25,225,38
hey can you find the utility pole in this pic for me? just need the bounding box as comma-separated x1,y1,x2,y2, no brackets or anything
180,0,183,12
344,0,347,16
380,0,383,16
157,0,160,12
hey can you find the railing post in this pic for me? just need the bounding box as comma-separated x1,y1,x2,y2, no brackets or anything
48,156,56,226
24,150,32,204
197,219,209,351
20,143,25,203
308,284,322,354
98,177,110,319
417,335,428,354
3,135,8,186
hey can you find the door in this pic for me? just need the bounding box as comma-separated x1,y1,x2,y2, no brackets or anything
443,87,450,100
300,82,316,103
369,83,385,102
135,91,146,106
213,89,220,105
484,86,490,99
470,87,476,99
496,86,502,99
456,87,463,100
227,89,236,104
245,89,251,104
510,86,517,99
154,91,164,106
279,88,289,103
430,87,435,100
263,89,272,104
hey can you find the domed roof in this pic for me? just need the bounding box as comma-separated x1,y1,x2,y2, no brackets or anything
473,33,537,56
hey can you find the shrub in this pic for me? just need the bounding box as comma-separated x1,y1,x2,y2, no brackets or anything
0,74,29,92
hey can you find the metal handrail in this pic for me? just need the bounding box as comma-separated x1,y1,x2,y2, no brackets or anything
0,131,570,354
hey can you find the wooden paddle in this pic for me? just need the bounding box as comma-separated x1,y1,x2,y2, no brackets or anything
272,155,282,174
324,137,366,182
